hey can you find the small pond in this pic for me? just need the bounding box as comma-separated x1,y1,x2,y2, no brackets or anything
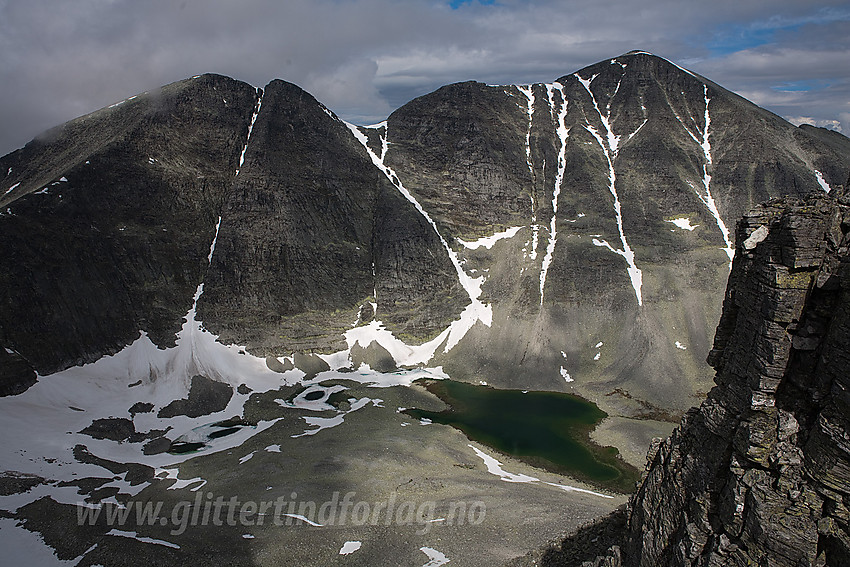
406,380,639,493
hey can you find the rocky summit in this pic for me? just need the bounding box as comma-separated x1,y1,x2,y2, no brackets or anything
0,52,849,566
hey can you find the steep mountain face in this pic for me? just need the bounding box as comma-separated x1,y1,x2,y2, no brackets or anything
541,189,850,566
379,51,850,415
195,79,465,356
0,75,258,373
0,74,466,384
1,52,849,426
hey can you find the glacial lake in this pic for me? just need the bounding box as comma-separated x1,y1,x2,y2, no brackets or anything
406,380,639,493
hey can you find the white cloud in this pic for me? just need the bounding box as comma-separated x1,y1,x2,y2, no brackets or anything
0,0,848,156
838,113,850,133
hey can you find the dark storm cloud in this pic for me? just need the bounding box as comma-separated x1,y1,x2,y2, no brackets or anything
1,0,849,156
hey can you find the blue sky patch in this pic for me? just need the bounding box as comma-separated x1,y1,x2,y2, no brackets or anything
772,79,832,93
449,0,496,9
706,7,850,55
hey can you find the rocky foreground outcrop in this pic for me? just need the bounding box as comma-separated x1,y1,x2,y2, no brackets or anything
535,185,850,566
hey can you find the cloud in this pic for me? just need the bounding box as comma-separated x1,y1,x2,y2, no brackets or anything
839,113,850,134
0,0,848,156
786,116,842,130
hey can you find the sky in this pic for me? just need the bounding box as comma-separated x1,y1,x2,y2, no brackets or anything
1,0,849,157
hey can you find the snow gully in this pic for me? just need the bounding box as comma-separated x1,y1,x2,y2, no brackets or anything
516,86,540,262
345,121,492,352
576,66,644,306
676,84,733,264
539,83,570,305
235,89,263,177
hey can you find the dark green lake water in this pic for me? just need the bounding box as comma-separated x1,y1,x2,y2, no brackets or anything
406,380,639,493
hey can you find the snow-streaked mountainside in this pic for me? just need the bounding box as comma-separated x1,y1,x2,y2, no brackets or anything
0,51,848,565
2,52,847,407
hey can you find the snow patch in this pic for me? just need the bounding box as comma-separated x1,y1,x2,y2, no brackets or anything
667,217,698,231
560,367,573,382
814,170,832,193
239,451,255,464
516,85,539,261
469,445,538,483
280,513,323,527
743,225,769,250
3,182,21,196
457,226,523,250
345,321,446,368
156,468,207,492
420,547,451,567
516,85,536,180
290,413,344,438
106,530,180,549
291,397,380,438
545,482,614,499
675,341,687,350
469,445,612,498
340,541,362,555
207,216,222,263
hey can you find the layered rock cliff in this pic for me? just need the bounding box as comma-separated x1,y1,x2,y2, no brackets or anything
539,183,850,566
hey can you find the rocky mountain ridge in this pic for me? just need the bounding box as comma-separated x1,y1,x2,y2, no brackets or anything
532,185,850,566
2,51,849,424
1,51,850,567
